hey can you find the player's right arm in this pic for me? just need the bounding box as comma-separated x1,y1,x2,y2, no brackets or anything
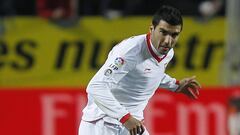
86,39,140,125
87,39,146,134
122,115,145,135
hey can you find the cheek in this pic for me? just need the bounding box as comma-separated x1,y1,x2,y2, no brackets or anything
158,36,164,44
171,40,178,47
153,34,161,43
153,32,159,39
174,36,179,42
172,38,179,44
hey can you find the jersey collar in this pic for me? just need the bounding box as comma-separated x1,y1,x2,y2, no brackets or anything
146,33,167,63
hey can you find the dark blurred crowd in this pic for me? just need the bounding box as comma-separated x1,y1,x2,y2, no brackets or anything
0,0,225,34
0,0,225,17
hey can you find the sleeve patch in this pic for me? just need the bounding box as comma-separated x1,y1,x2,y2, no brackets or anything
114,57,125,67
107,57,125,71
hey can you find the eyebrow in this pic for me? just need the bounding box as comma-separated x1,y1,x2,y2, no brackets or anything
159,28,180,35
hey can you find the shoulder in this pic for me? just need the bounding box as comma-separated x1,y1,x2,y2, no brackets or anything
112,34,146,57
107,34,146,68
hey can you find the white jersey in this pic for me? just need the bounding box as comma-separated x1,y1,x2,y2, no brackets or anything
82,33,179,125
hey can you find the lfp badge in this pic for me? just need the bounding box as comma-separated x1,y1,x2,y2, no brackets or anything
114,57,125,67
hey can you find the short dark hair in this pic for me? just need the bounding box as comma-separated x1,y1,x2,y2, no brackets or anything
152,5,183,30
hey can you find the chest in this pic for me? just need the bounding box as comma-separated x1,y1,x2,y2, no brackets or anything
133,58,168,79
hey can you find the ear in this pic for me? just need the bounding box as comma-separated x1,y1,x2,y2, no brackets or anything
150,25,154,32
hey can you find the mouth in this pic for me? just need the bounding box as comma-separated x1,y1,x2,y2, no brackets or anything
162,47,169,51
158,45,170,52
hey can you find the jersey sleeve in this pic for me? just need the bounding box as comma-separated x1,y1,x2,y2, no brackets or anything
158,49,179,91
159,73,179,92
86,39,138,122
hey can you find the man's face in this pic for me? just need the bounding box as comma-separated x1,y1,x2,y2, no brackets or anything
150,20,181,55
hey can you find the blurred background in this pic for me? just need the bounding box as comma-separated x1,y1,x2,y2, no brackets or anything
0,0,240,135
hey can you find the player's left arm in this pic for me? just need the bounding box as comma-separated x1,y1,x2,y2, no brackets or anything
158,49,180,91
159,49,201,100
158,73,180,91
159,74,201,99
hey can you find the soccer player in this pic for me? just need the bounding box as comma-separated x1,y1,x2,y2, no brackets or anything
79,5,201,135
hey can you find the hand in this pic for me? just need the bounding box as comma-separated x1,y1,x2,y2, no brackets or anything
176,76,201,100
123,115,145,135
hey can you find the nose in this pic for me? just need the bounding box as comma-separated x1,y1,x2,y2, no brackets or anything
163,35,172,47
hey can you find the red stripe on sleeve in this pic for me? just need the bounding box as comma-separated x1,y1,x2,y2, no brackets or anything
176,80,180,85
120,113,131,124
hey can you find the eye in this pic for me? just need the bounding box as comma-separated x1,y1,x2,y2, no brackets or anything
171,33,179,38
160,30,168,36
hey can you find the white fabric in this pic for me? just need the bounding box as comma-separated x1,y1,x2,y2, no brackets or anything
159,73,179,92
79,119,149,135
81,34,178,125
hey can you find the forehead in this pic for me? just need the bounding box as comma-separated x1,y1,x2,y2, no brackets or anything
156,20,181,33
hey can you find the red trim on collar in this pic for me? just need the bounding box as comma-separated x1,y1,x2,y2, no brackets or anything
146,33,167,63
